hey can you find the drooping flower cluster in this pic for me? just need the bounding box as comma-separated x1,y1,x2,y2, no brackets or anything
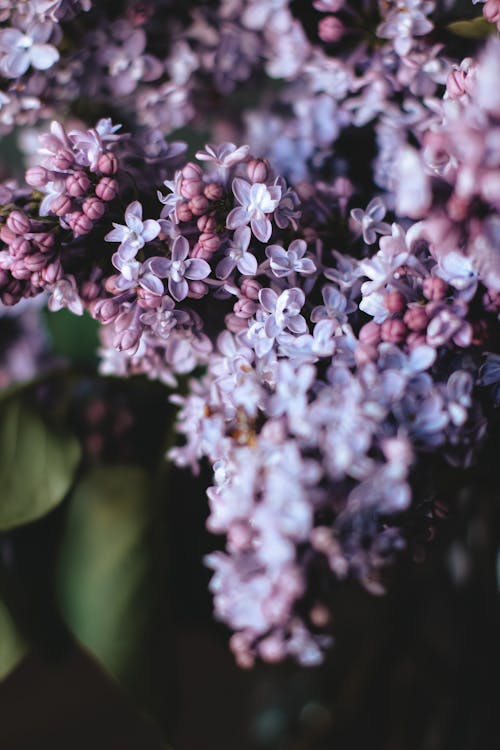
0,1,499,668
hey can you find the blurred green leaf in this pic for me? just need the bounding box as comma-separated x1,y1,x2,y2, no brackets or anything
43,308,99,362
0,599,27,681
56,465,152,683
0,396,81,530
447,17,495,39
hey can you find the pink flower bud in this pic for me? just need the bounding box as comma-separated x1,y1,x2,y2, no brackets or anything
359,320,381,346
446,69,467,100
355,343,377,365
53,148,75,171
190,242,212,260
35,233,55,253
137,287,164,308
234,298,258,318
204,182,223,201
97,152,118,175
69,211,93,237
6,210,31,235
80,280,100,302
197,214,216,233
247,159,268,183
95,177,118,201
0,226,16,244
66,171,90,197
182,162,203,181
42,260,62,284
91,298,119,323
181,179,204,200
10,237,32,258
240,278,261,299
318,15,345,43
176,202,193,223
189,195,209,216
403,305,428,332
225,312,249,333
381,318,407,343
406,332,427,349
384,290,405,314
483,0,500,25
422,276,447,301
187,280,208,298
199,232,220,254
51,194,73,216
25,165,48,187
24,252,46,272
82,197,105,220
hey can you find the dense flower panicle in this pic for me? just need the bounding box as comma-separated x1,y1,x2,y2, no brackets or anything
0,0,499,668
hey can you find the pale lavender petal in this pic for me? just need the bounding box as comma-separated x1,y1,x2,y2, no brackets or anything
147,256,171,276
141,219,161,242
31,43,59,71
185,258,211,280
232,178,251,206
172,235,189,262
169,276,189,302
226,207,249,230
140,274,164,295
259,287,277,313
251,216,271,243
237,253,257,276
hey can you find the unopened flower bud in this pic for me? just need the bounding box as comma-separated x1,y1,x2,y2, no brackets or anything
423,276,447,301
0,226,16,244
177,202,193,222
69,211,93,236
381,318,407,343
384,290,405,314
35,233,55,253
199,232,220,254
96,177,118,201
247,159,268,183
204,182,223,201
6,210,31,235
25,165,48,187
483,0,500,25
10,236,31,258
82,197,105,220
181,179,204,199
53,148,75,171
66,171,90,197
197,214,216,233
182,162,203,181
404,305,428,332
97,152,118,175
359,320,381,346
446,69,468,100
241,277,261,299
188,280,208,298
318,15,345,43
189,195,209,216
234,298,257,318
51,194,72,216
225,312,248,333
24,252,46,271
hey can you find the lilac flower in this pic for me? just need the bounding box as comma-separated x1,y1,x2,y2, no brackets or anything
259,287,307,337
350,198,392,245
227,178,281,243
311,285,352,326
265,239,316,278
216,227,257,278
111,253,164,296
105,201,160,261
195,143,250,168
146,236,210,302
0,22,59,78
47,277,83,315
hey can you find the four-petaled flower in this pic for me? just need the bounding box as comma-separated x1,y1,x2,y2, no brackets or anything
216,227,257,278
227,178,281,243
266,239,316,278
146,235,211,302
0,22,59,78
105,201,161,260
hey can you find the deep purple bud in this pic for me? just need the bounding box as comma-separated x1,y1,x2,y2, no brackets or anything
35,233,55,253
24,252,46,272
96,177,118,201
10,260,31,280
0,226,16,244
66,171,90,197
26,166,49,187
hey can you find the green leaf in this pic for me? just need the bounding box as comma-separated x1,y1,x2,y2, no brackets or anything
56,465,152,683
0,396,81,530
43,308,99,362
0,599,27,681
447,17,495,39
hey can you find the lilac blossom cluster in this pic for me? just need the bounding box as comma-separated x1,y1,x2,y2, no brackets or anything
0,2,499,668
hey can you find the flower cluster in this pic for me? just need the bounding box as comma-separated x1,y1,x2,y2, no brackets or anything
0,1,499,668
